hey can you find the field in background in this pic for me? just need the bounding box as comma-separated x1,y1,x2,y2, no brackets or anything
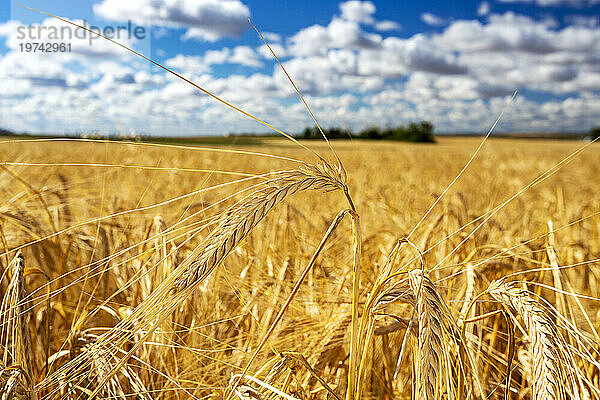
1,137,599,399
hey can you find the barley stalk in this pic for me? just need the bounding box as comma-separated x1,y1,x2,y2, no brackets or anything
0,251,32,375
1,368,29,400
488,280,566,400
45,162,348,399
408,269,444,400
173,163,345,292
371,268,449,400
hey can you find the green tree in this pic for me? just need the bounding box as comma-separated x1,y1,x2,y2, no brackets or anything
298,121,436,142
327,127,345,139
301,126,319,139
389,121,435,142
359,126,382,139
590,126,600,141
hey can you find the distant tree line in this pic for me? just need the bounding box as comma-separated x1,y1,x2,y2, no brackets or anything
591,126,600,141
298,121,436,143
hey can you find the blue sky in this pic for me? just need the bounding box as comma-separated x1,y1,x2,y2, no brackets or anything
0,0,599,135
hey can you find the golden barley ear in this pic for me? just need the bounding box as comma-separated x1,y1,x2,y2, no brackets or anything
0,365,33,400
40,162,352,400
49,306,153,400
488,280,584,400
0,251,33,375
172,163,346,292
0,252,38,399
372,268,471,400
407,270,445,400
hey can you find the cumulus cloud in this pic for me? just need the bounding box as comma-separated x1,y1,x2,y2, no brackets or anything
339,1,376,24
565,14,600,27
477,2,491,16
165,46,262,74
357,35,468,77
257,43,287,59
434,12,586,53
288,18,381,56
374,20,402,31
338,1,402,31
498,0,600,6
433,12,600,95
280,32,467,98
0,18,148,99
270,51,385,96
261,32,281,43
421,13,450,27
0,18,137,60
0,20,21,38
229,46,262,67
1,4,600,135
165,54,210,75
93,0,250,41
441,12,600,55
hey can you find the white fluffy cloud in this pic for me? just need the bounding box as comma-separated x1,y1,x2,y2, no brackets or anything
93,0,250,41
498,0,600,6
257,43,287,59
1,18,137,60
340,1,376,24
165,54,210,75
374,20,402,31
565,15,600,27
166,45,262,74
421,13,450,27
1,3,599,135
431,12,600,95
338,1,402,31
0,17,148,99
359,35,467,77
205,46,262,67
477,2,491,16
260,32,281,43
288,18,382,56
434,12,600,54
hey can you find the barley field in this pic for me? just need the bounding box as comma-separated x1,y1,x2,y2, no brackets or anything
1,135,599,400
